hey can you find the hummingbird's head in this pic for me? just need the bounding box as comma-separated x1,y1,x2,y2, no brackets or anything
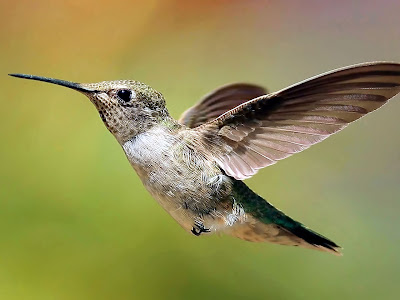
9,74,170,143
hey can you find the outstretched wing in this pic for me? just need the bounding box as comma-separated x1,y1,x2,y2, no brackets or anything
196,62,400,180
179,83,267,128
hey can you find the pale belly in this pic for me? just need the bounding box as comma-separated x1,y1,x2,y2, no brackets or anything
122,127,245,235
136,164,240,234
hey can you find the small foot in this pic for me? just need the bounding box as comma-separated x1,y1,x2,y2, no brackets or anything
191,220,211,236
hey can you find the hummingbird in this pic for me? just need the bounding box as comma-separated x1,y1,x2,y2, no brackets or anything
10,62,400,255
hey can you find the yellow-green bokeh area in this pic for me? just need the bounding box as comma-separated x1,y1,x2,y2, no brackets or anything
1,1,400,299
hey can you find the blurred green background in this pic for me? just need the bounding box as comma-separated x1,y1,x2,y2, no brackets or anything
1,1,400,299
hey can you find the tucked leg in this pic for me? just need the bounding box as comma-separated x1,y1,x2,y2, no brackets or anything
191,220,211,236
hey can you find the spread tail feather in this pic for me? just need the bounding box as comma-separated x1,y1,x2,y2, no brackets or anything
230,180,341,255
289,223,341,255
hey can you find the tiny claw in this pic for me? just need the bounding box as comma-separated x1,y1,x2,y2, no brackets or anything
191,221,211,236
191,227,201,236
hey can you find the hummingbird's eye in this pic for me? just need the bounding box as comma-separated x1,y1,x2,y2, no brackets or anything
117,89,132,102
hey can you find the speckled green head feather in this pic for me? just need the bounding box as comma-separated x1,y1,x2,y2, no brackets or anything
80,80,170,143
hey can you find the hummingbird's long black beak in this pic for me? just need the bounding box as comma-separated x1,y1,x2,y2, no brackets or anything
8,73,95,93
